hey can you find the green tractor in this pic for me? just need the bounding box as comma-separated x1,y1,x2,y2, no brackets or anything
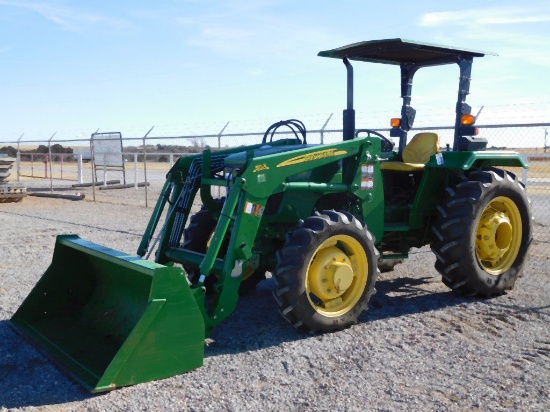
11,39,532,392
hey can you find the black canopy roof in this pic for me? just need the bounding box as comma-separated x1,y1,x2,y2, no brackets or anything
318,38,494,66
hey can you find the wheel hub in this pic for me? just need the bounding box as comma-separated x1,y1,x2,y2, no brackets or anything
476,207,513,262
309,246,355,301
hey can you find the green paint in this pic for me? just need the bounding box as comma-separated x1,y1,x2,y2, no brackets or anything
11,235,204,392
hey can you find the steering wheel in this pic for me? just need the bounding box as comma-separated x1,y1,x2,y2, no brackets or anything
355,129,394,151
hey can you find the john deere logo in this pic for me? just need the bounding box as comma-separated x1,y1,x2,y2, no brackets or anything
253,163,270,173
277,148,348,168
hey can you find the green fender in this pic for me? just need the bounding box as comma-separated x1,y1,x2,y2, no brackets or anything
425,150,528,170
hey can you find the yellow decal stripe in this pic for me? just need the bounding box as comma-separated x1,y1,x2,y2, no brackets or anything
277,149,348,168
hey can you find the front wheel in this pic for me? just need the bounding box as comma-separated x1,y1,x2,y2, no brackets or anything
273,210,380,333
431,168,533,297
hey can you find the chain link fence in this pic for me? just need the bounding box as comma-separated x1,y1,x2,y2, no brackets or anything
4,123,549,242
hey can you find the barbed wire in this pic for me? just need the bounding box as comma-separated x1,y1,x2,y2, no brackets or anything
1,104,549,145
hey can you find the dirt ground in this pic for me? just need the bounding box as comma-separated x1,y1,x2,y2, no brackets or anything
0,194,548,411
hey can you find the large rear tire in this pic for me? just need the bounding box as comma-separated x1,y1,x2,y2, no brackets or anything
431,168,532,297
273,210,380,333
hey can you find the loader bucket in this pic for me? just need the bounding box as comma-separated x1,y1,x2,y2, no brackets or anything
10,235,205,392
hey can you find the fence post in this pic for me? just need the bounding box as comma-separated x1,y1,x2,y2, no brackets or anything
142,126,155,208
103,154,107,187
134,153,138,189
77,154,83,183
320,113,333,144
521,154,528,184
47,132,56,192
90,133,96,202
217,122,230,197
16,151,21,181
16,133,23,182
218,121,230,151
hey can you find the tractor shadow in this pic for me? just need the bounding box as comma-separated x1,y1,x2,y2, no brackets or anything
363,275,466,322
0,274,469,409
206,274,471,358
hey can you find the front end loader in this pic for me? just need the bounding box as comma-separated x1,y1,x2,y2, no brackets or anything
11,39,532,392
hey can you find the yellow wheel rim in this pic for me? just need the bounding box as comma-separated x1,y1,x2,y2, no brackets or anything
306,235,368,317
475,196,522,275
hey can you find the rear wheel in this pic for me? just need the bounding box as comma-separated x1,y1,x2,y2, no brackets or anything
431,168,532,297
273,210,379,333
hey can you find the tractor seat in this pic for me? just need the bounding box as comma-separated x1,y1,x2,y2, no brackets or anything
380,132,440,172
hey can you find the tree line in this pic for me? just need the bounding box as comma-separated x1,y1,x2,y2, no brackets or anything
0,144,73,161
0,142,209,163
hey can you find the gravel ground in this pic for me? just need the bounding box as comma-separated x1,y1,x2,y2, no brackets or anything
1,194,549,411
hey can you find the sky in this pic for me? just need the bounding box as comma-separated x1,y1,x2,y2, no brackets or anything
0,0,549,145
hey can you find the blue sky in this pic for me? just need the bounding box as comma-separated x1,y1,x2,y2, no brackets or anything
0,0,549,144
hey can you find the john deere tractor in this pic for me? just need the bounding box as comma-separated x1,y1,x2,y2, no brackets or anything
11,39,532,392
